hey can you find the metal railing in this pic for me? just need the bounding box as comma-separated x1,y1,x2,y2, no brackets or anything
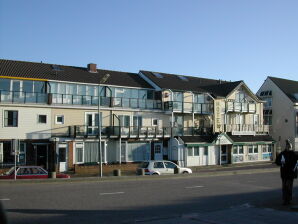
51,125,212,138
50,94,162,110
226,102,256,113
0,90,48,104
164,101,214,114
224,124,270,133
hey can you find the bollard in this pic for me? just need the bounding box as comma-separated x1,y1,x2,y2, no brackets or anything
113,169,121,176
49,172,56,179
137,168,145,176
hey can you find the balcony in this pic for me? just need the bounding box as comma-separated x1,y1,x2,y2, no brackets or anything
51,126,213,138
224,124,270,134
226,102,256,113
164,101,213,114
0,90,48,104
50,94,162,110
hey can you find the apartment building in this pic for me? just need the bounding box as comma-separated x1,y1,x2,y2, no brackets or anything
140,71,274,167
0,59,274,174
257,76,298,152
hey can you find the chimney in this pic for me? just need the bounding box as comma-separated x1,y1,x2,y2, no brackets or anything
87,63,97,73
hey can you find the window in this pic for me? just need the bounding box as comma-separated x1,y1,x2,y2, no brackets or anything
119,115,130,127
152,118,159,126
55,115,64,124
263,110,272,125
233,145,244,154
154,162,164,168
164,162,177,169
75,143,84,163
4,110,18,127
194,147,200,156
38,115,47,124
133,116,142,127
204,147,208,156
178,76,188,81
153,72,163,78
188,147,193,156
296,112,298,137
248,145,258,154
0,78,10,91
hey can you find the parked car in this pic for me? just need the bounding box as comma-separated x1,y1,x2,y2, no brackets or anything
138,160,192,175
0,166,70,179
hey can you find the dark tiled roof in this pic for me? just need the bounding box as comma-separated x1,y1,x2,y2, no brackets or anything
0,59,153,89
140,70,228,93
179,135,215,143
228,134,275,143
200,81,242,97
269,76,298,103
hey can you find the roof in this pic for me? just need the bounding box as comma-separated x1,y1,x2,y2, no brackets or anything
179,135,215,143
0,59,153,89
200,81,242,97
228,134,275,143
140,70,228,93
268,76,298,103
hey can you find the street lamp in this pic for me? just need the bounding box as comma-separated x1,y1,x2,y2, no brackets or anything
98,74,110,178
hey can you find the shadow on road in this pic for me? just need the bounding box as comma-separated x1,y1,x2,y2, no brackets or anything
5,186,298,224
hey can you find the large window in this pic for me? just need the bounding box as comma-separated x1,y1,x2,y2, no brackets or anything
296,112,298,137
75,143,84,164
4,110,18,127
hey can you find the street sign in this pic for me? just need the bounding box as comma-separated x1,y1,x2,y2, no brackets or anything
11,139,20,155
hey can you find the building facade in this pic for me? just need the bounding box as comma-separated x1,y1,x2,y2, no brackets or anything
0,59,274,174
257,76,298,152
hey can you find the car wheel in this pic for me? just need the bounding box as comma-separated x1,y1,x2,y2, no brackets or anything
183,171,189,174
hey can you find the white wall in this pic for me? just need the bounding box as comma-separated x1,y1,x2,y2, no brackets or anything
257,78,296,151
0,106,51,139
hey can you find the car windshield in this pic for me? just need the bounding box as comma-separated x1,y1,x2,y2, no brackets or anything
139,162,149,168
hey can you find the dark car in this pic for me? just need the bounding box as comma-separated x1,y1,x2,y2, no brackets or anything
0,166,70,179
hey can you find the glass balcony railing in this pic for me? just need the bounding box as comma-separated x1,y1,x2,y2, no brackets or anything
226,102,256,113
0,90,48,104
224,124,270,133
164,101,213,114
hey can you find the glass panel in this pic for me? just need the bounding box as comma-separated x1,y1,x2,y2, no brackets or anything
49,82,58,93
78,85,86,95
22,80,33,93
139,90,147,99
164,162,177,169
34,81,45,93
0,79,10,91
154,162,164,168
194,147,200,156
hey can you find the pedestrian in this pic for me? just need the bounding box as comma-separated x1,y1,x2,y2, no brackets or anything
275,139,298,205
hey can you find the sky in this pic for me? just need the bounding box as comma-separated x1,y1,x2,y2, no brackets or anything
1,0,298,93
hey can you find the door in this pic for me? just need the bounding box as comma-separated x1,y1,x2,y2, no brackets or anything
164,161,177,174
58,144,68,172
201,147,208,166
86,113,100,135
221,145,228,164
35,144,48,170
154,143,163,160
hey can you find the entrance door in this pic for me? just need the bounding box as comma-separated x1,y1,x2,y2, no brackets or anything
154,143,163,160
58,144,68,172
86,113,100,135
35,144,48,170
201,147,208,165
221,145,228,164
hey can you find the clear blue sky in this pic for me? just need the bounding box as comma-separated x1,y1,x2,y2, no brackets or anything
1,0,298,93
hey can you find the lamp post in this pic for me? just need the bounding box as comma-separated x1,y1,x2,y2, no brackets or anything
98,74,110,178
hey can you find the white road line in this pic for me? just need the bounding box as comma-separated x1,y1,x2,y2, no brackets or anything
100,192,125,196
0,199,10,201
185,186,204,189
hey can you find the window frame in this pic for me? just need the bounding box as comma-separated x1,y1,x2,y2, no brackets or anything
74,142,84,164
55,115,64,125
37,114,47,124
4,110,18,127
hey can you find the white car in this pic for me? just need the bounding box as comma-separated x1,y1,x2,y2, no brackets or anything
139,160,192,175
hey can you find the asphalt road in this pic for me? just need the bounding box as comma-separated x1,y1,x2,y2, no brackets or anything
1,170,298,224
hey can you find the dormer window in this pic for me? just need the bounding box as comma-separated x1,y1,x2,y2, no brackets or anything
153,72,163,78
51,64,63,71
178,76,188,81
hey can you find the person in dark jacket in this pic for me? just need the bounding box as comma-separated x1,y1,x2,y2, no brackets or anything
275,139,298,205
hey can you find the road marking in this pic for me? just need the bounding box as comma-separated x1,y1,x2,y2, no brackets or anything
100,192,124,196
185,186,204,189
0,199,10,201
